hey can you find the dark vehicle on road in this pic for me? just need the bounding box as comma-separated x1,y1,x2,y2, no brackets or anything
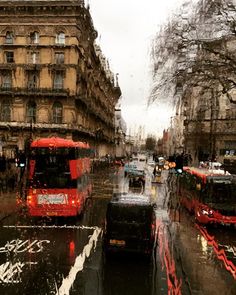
124,162,146,188
152,165,162,184
103,193,156,255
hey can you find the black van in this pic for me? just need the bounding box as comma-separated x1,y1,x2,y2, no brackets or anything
103,193,156,255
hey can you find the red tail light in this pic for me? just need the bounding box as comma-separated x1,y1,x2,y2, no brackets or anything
27,195,32,204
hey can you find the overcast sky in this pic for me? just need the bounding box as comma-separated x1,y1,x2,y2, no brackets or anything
89,0,185,137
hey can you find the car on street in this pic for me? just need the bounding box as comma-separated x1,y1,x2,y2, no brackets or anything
124,162,137,176
103,192,156,256
124,162,145,176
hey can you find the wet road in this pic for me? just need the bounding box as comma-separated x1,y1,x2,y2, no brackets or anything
0,166,236,294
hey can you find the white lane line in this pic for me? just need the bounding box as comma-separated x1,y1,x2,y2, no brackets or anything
57,227,102,295
0,261,37,284
3,225,98,230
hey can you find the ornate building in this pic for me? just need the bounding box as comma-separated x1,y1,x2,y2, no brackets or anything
0,0,121,159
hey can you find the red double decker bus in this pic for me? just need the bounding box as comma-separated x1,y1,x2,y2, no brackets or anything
26,137,92,217
178,167,236,225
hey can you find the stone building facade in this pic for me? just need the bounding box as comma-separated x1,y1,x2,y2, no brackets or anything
182,43,236,163
0,0,121,159
170,37,236,164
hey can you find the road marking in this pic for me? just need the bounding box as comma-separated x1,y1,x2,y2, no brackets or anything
3,225,98,230
1,225,102,290
0,239,50,253
57,227,102,295
0,262,37,284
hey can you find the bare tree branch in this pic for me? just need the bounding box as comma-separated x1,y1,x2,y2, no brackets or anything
149,0,236,109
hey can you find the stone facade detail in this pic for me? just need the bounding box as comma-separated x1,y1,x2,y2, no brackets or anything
0,0,121,158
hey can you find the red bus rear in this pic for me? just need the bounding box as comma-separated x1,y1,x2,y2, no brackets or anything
26,137,92,217
178,167,236,225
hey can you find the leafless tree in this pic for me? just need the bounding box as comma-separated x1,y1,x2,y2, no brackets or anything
149,0,236,108
149,0,236,161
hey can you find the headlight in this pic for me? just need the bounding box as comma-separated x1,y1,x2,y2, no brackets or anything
201,209,213,216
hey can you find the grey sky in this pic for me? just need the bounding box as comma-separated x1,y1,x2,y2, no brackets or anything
89,0,185,136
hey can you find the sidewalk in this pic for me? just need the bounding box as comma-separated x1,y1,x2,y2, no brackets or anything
0,191,18,221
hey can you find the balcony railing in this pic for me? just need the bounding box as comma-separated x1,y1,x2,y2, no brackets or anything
0,121,97,139
0,121,88,132
0,87,69,96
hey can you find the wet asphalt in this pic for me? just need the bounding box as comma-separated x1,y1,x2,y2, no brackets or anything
0,166,235,295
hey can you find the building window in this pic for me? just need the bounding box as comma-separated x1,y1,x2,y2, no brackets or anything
53,71,64,89
5,51,14,63
5,31,14,44
55,32,65,45
27,51,40,64
52,101,63,124
27,71,38,89
30,31,39,44
26,101,37,123
2,72,12,89
1,100,11,121
55,52,64,64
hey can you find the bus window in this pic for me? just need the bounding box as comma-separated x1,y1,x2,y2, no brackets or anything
205,182,235,204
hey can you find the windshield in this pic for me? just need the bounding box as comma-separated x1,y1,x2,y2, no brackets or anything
204,183,236,204
31,147,78,159
29,153,77,188
107,204,152,224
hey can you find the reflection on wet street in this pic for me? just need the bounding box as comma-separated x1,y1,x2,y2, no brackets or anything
103,255,153,295
0,166,236,294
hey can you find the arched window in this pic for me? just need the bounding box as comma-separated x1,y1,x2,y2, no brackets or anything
30,31,39,44
52,101,63,124
26,101,37,123
55,32,65,45
1,100,11,121
5,31,13,44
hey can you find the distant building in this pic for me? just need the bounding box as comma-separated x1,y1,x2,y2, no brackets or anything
157,129,169,157
130,125,146,151
114,103,127,158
